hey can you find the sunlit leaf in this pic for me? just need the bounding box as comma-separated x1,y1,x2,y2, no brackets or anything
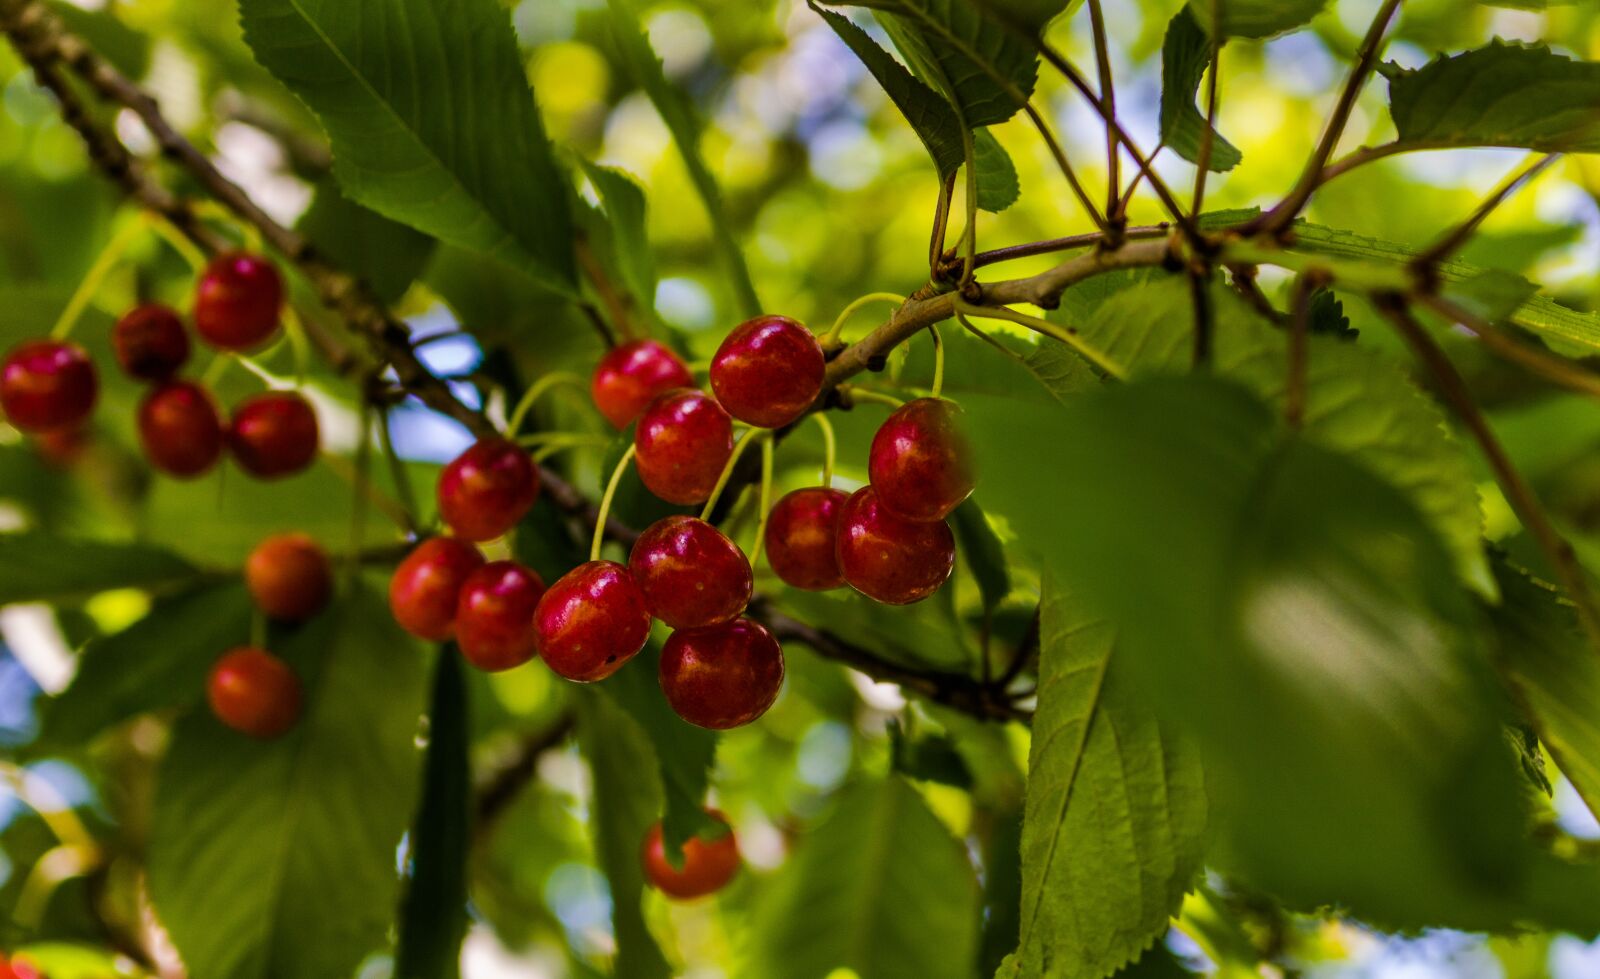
1387,43,1600,153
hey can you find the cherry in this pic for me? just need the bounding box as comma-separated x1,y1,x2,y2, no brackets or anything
591,339,695,429
629,516,752,629
764,487,847,591
533,560,651,682
113,303,190,381
868,398,974,522
389,537,485,641
1,956,43,979
246,532,332,622
229,390,320,479
641,811,740,899
455,561,546,672
659,618,784,729
634,389,734,505
207,646,301,739
1,339,97,433
836,486,955,605
438,437,539,542
193,251,284,351
138,381,225,478
709,315,825,429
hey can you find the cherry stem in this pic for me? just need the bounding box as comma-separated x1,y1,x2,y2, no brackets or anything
533,442,596,463
701,427,767,521
955,309,1031,367
748,437,775,569
49,214,144,340
376,408,421,535
145,212,207,273
515,432,609,449
826,292,907,345
200,350,233,386
842,386,906,410
282,305,312,386
929,325,946,399
193,198,264,253
810,412,836,489
591,443,637,562
953,298,1127,380
507,371,588,437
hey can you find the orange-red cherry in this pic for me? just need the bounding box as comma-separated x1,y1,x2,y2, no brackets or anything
591,339,694,429
629,516,752,629
1,955,43,979
634,389,734,505
709,315,824,429
245,533,332,622
836,486,954,605
868,398,974,522
533,560,651,682
641,811,740,899
659,618,784,730
389,537,486,641
764,487,847,591
138,381,225,478
230,390,319,479
194,251,283,351
438,437,539,542
1,339,97,433
207,646,302,739
455,561,546,672
113,303,190,381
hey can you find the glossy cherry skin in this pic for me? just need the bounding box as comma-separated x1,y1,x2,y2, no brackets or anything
455,561,546,672
660,618,784,730
438,437,540,542
194,251,284,351
1,956,43,979
389,537,486,641
641,811,740,899
207,647,302,739
246,532,332,622
229,390,320,479
629,516,752,629
764,487,847,591
634,389,734,505
113,303,190,380
138,381,225,478
533,560,652,682
709,315,825,429
1,339,97,433
836,486,955,605
591,339,695,429
868,398,975,522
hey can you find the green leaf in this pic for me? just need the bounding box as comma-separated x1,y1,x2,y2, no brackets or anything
951,498,1010,615
973,128,1021,212
967,0,1072,34
1387,43,1600,153
297,178,435,304
0,533,203,605
1002,575,1206,979
1159,8,1241,172
577,161,658,324
751,777,980,979
1307,289,1356,340
148,586,428,979
1187,0,1327,39
237,0,576,291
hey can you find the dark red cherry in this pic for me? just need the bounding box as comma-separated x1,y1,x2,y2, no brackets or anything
868,398,974,522
389,537,485,641
591,339,695,429
138,381,225,478
207,646,301,739
246,532,332,622
113,303,190,380
1,339,97,433
709,315,825,429
229,391,319,479
836,486,954,605
455,561,546,672
634,389,734,505
533,560,651,682
629,516,752,629
660,618,784,730
764,487,847,591
438,437,539,542
194,251,284,351
641,811,740,899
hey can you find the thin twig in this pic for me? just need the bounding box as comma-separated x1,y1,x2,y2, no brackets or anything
1419,293,1600,401
1191,8,1221,217
1414,154,1559,269
1086,0,1121,233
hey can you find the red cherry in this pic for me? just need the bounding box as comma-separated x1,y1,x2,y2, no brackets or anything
641,811,740,899
629,516,752,629
229,390,320,479
194,251,284,351
113,303,190,380
1,956,43,979
660,618,784,729
455,561,546,672
438,437,539,542
389,537,485,641
138,381,225,478
533,560,651,682
836,486,954,605
709,315,825,429
246,533,332,622
634,389,734,505
207,646,301,739
591,339,695,429
868,398,974,522
764,487,847,591
1,339,97,433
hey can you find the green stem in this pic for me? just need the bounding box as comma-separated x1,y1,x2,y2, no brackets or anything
811,412,836,490
591,444,637,562
929,325,946,399
147,213,207,273
701,427,766,521
507,371,588,436
955,298,1127,380
841,386,906,410
827,292,907,345
50,215,144,340
515,432,609,449
748,437,775,568
282,305,312,386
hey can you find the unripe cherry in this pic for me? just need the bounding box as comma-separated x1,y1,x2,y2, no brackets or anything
634,389,734,505
709,315,824,428
113,303,190,381
868,398,974,522
836,486,954,605
659,618,784,730
764,487,847,591
207,646,302,739
533,560,651,682
591,339,694,429
138,381,225,478
389,537,485,641
1,339,97,433
455,561,546,672
230,390,319,479
438,437,539,542
194,251,284,351
641,811,740,899
246,532,332,622
629,516,752,629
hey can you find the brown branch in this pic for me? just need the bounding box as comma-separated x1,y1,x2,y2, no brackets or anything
1086,0,1120,232
1418,293,1600,401
1414,154,1559,270
474,712,577,834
